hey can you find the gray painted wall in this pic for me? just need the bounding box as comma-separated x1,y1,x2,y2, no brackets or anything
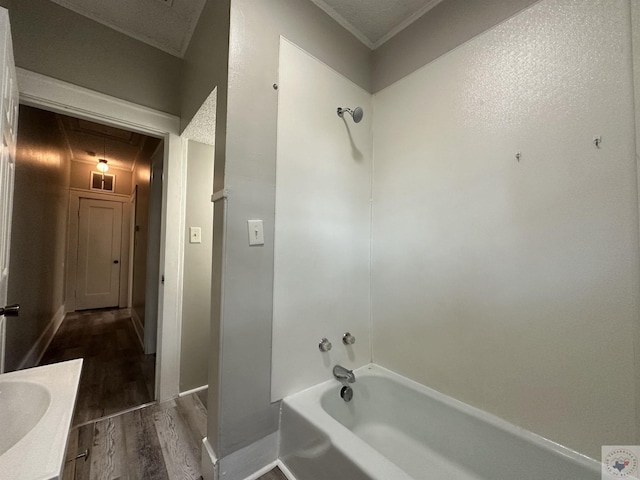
212,0,372,460
180,140,213,392
0,0,182,115
180,0,230,134
632,0,640,437
6,105,71,371
372,0,540,92
371,0,639,457
179,0,231,458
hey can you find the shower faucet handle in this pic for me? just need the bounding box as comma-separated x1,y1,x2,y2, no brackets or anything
319,338,332,352
343,332,356,345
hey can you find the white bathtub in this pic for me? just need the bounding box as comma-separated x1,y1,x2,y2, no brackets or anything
280,364,601,480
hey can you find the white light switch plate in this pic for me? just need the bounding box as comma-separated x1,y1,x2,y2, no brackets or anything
189,226,202,244
248,220,264,246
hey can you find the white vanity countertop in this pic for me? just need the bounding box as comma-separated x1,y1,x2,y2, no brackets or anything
0,359,83,480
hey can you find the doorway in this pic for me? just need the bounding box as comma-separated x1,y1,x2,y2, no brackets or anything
6,103,165,422
15,67,185,403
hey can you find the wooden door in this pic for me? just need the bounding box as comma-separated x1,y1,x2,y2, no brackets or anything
0,8,18,373
76,198,123,310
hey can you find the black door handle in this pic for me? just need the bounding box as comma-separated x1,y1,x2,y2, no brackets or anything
114,260,119,264
0,304,19,316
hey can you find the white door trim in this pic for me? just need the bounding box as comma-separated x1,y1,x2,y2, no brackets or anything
17,67,185,402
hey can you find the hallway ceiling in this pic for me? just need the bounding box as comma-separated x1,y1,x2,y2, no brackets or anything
47,0,206,57
310,0,444,49
57,114,152,172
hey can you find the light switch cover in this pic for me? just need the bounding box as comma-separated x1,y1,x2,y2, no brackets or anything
248,220,264,246
189,226,202,244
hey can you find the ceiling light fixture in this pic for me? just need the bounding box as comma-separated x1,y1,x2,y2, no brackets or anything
97,158,109,172
97,137,109,173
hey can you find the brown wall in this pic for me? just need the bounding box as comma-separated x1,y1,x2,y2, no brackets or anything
6,105,71,371
131,138,161,327
69,161,132,196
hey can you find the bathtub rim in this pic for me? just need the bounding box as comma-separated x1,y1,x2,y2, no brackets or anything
281,363,602,478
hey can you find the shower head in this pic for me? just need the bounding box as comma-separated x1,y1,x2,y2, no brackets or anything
337,106,364,123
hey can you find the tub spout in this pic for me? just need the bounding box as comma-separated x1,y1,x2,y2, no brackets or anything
333,365,355,383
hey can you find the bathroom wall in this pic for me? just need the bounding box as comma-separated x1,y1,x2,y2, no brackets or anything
372,0,539,92
371,0,638,459
633,0,640,441
0,0,182,115
271,39,372,401
69,161,132,196
209,0,372,467
6,105,71,371
180,140,213,392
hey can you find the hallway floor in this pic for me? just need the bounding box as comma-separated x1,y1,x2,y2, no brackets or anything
40,308,155,425
45,308,287,479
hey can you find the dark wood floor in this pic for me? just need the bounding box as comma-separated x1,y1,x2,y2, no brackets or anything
63,394,206,480
62,394,287,480
51,308,287,480
259,468,288,480
40,308,155,426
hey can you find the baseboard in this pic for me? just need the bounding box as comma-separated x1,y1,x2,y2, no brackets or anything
242,461,278,480
275,460,297,480
202,437,218,480
218,432,279,480
131,309,144,350
19,304,65,370
179,384,208,397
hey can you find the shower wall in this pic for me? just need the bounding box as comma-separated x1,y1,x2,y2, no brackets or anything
271,39,373,401
371,0,638,460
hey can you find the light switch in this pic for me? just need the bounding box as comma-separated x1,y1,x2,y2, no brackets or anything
247,220,264,246
189,226,202,244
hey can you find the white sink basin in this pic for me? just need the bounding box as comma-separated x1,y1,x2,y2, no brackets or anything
0,380,51,455
0,359,82,480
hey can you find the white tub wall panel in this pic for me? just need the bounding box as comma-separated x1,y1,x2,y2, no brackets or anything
272,39,373,401
371,0,638,459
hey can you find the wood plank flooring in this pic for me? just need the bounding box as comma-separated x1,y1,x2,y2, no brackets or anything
50,308,287,480
259,468,288,480
64,394,206,480
40,308,155,425
63,394,287,480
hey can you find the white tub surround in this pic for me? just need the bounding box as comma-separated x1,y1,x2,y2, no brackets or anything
271,38,373,402
0,359,83,480
280,364,601,480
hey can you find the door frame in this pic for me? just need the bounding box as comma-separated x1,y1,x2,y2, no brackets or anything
18,68,185,402
66,190,131,312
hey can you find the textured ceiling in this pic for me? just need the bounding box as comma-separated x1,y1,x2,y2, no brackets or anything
47,0,206,57
57,114,152,172
311,0,444,49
